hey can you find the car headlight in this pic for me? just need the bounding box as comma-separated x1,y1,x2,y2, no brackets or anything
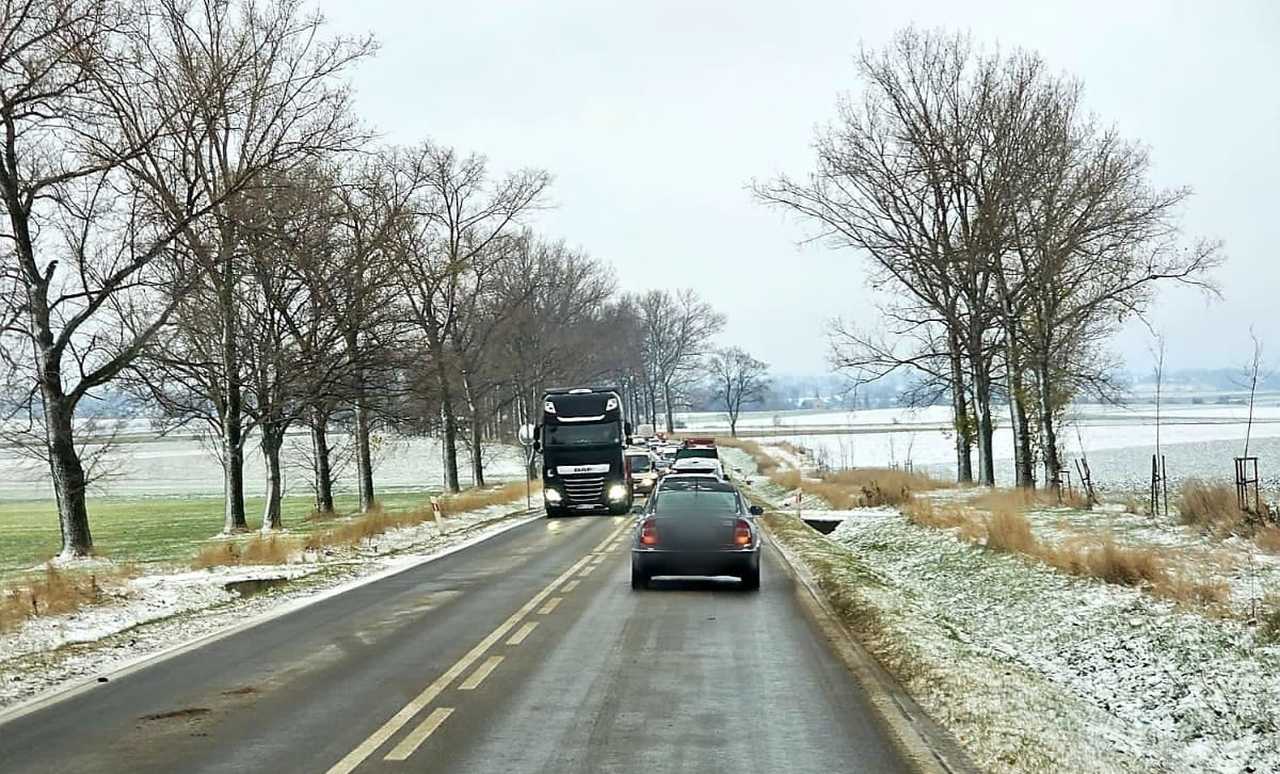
544,488,563,503
607,483,629,501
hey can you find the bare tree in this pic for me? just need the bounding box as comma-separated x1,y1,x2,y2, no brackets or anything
637,289,724,433
396,142,549,492
706,347,770,437
123,0,371,532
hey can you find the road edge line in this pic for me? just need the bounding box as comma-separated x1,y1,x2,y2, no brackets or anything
0,508,545,729
761,522,978,774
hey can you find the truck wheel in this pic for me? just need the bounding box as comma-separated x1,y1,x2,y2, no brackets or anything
545,505,566,518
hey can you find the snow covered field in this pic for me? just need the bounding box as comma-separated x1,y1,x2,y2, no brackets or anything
689,403,1280,491
724,444,1280,773
0,432,527,500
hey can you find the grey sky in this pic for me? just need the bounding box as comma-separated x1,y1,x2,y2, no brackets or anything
321,0,1279,375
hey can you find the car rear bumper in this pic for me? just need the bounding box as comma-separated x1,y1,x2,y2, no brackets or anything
632,548,759,577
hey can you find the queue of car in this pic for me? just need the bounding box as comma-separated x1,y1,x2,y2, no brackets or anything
618,436,763,591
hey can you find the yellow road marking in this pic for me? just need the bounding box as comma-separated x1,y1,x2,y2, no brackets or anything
562,580,580,593
591,522,630,553
577,566,594,578
538,597,562,615
458,656,504,691
506,622,538,646
326,554,591,774
384,707,453,761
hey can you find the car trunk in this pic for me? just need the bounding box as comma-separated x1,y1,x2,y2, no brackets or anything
651,513,738,550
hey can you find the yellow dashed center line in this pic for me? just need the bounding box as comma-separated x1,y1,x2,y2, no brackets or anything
325,553,591,774
538,597,562,615
562,580,580,593
506,622,538,646
384,707,454,761
458,656,504,691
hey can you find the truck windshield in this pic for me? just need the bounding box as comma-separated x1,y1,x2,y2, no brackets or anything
545,423,620,447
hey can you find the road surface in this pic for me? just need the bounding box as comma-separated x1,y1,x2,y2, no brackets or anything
0,514,916,773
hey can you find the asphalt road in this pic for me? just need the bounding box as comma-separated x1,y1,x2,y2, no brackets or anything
0,513,916,774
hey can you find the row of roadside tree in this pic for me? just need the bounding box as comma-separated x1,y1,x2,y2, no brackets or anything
0,0,767,557
757,28,1221,489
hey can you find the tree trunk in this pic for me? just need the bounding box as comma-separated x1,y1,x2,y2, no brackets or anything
220,255,247,533
310,405,335,514
1008,350,1035,489
459,369,485,487
439,389,461,493
344,330,376,512
1038,356,1063,490
662,382,674,434
44,394,93,557
948,346,974,484
260,428,284,531
221,406,248,532
968,345,996,487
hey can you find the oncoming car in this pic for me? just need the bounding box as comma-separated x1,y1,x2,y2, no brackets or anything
631,477,764,590
625,449,660,496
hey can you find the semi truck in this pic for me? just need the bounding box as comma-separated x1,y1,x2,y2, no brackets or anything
535,387,634,516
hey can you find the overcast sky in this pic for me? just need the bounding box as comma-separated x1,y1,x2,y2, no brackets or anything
319,0,1280,376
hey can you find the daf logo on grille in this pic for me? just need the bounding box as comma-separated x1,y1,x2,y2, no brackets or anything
571,466,596,473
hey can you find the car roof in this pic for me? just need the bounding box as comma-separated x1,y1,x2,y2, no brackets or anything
656,476,737,493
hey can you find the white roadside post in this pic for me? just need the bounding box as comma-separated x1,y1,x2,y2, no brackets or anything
432,498,444,533
518,423,537,512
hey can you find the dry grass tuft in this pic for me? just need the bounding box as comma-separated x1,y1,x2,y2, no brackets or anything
714,437,779,476
972,486,1091,513
985,508,1038,555
436,481,537,515
774,467,950,510
1261,595,1280,642
192,534,302,568
1256,526,1280,555
0,563,138,633
1177,480,1246,536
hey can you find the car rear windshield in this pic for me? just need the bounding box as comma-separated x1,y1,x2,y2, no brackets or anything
675,447,717,460
653,489,739,514
627,455,652,472
544,423,620,447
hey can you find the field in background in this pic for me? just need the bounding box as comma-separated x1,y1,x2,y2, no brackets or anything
683,402,1280,492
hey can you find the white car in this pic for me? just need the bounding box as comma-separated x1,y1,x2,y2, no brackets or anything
668,457,726,480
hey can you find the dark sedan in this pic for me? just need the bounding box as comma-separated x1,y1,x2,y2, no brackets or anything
630,477,764,590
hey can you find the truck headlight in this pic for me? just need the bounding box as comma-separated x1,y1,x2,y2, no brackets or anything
608,484,629,501
544,488,563,503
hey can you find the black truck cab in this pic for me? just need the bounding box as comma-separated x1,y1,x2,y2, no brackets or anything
536,387,633,516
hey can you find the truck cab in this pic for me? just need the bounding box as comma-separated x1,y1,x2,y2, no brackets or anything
537,387,633,516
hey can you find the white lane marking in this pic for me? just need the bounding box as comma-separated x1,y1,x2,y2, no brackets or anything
384,707,454,761
458,656,504,691
506,622,538,646
325,554,591,774
538,597,562,615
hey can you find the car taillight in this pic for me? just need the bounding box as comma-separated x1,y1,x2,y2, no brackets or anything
640,519,659,546
733,519,752,546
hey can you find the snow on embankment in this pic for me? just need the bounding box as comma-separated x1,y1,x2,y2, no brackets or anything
734,447,1280,773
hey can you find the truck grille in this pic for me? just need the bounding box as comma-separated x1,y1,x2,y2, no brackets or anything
561,474,605,504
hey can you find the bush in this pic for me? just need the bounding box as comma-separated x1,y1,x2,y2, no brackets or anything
1177,480,1246,535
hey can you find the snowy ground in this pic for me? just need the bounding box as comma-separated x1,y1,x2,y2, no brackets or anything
0,502,534,712
0,432,527,500
724,444,1280,774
